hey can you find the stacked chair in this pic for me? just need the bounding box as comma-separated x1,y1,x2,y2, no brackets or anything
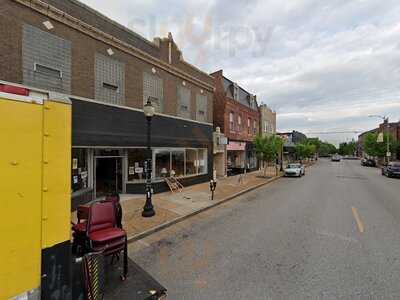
72,194,128,280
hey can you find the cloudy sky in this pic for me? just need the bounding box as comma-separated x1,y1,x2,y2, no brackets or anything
83,0,400,145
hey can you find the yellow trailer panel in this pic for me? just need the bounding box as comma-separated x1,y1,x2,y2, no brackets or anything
0,93,71,300
0,98,43,299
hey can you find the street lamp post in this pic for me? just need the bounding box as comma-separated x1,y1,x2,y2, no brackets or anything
280,142,284,172
142,99,156,218
369,115,390,164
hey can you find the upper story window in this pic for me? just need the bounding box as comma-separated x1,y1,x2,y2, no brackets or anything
229,112,235,132
143,72,163,113
177,85,191,119
22,24,71,93
253,120,257,135
233,83,239,101
95,53,125,105
264,121,268,133
247,118,251,134
196,93,207,122
238,115,242,132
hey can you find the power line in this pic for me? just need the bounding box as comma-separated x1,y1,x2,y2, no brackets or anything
305,130,364,134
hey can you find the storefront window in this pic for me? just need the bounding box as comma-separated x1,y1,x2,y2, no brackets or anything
155,150,170,179
171,150,185,177
72,148,89,193
198,149,207,174
127,149,147,182
186,149,197,175
148,148,209,180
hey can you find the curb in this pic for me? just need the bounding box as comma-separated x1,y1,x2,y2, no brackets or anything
127,175,282,243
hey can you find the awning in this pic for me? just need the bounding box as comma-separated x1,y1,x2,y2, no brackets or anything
227,141,246,151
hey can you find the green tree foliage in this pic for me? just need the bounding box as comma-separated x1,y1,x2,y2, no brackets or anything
363,132,394,158
306,138,321,152
338,141,357,156
254,134,283,176
306,138,337,157
295,141,316,162
319,142,337,156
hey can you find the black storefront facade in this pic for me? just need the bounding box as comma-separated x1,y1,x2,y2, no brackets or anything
71,98,213,209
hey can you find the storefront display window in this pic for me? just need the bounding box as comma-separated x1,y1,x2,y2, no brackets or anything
126,148,208,181
186,149,197,175
127,149,147,182
72,148,89,193
198,149,207,174
171,150,185,177
155,149,170,179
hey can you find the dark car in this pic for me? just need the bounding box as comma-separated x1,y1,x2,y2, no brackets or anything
361,158,376,167
382,162,400,178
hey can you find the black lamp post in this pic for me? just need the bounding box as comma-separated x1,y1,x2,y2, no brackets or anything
142,99,156,218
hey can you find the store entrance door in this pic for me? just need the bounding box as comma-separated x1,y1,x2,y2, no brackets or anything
95,157,123,198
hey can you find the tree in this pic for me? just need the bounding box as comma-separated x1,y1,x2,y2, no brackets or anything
306,138,321,154
295,141,317,162
338,141,356,156
295,143,307,162
319,142,337,156
363,132,394,158
254,134,283,176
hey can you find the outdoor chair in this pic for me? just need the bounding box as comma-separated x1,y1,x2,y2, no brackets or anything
86,201,128,280
72,200,128,280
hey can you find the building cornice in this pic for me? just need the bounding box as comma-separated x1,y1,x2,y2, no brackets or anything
13,0,214,92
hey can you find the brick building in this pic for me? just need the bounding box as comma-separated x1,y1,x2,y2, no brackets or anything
0,0,215,206
259,104,276,137
358,121,400,159
211,70,260,175
357,128,378,157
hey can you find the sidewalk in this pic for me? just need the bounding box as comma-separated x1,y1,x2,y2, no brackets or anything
119,167,281,242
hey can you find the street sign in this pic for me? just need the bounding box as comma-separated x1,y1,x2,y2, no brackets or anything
377,132,384,143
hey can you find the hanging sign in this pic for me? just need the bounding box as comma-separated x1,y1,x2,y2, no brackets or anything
128,166,135,175
72,158,78,169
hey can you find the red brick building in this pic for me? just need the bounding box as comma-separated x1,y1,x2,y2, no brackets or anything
211,70,260,174
357,120,400,159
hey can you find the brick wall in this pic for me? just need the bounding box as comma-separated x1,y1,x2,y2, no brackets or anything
259,104,276,136
0,0,214,123
212,70,260,142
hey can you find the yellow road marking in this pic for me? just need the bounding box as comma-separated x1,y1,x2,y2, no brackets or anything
351,206,364,233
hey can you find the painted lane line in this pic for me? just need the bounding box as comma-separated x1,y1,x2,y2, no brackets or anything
351,206,364,233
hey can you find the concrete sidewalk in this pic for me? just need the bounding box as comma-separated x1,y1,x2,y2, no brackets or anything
119,167,282,242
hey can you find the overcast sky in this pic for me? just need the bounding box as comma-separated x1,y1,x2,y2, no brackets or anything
83,0,400,145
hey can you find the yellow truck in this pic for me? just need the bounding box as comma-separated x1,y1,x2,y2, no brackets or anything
0,83,71,299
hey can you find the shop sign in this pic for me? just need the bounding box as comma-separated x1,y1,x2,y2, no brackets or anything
218,136,228,145
72,158,78,169
227,141,246,151
128,166,135,175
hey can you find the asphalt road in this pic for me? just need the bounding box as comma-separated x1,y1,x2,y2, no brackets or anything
129,159,400,299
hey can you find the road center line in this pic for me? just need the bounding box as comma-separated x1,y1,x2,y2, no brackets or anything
351,206,364,233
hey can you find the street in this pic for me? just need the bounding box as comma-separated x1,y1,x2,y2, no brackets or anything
130,159,400,299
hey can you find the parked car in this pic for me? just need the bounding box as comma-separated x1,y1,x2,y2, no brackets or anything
361,158,376,167
284,163,305,177
331,154,341,162
382,162,400,178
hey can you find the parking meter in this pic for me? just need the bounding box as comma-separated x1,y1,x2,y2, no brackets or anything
210,179,217,200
